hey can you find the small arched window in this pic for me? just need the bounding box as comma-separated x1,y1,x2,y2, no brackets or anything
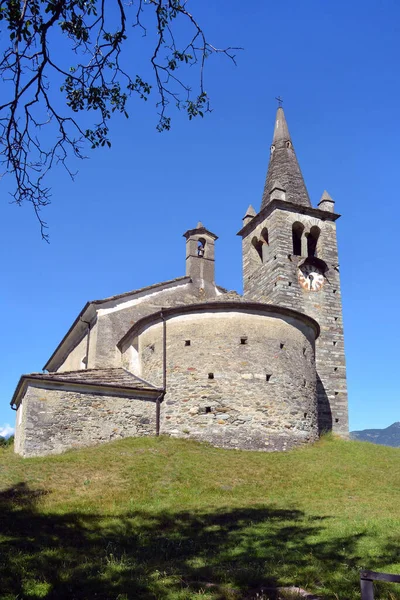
307,226,320,258
197,237,206,257
292,222,304,256
252,236,263,261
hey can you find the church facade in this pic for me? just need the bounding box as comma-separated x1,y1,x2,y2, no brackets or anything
11,107,349,457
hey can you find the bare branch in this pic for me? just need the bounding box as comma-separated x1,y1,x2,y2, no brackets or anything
0,0,241,239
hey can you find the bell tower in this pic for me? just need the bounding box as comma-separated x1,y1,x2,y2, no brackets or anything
183,222,218,284
238,107,349,436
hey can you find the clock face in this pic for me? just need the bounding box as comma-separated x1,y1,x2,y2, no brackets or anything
298,264,324,292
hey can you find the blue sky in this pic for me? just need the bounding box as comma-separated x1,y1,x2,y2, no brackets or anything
1,0,399,435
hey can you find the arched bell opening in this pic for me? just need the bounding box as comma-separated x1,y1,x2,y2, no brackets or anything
197,237,206,258
307,226,320,258
252,236,263,261
292,222,304,256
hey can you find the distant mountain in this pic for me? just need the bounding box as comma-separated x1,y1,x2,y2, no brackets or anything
350,422,400,447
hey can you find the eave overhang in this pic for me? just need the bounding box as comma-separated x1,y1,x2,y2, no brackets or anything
11,374,164,410
183,226,218,241
43,302,96,372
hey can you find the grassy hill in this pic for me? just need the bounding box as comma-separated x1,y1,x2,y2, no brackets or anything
1,436,400,600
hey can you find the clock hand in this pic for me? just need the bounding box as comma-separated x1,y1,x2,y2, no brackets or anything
309,274,314,290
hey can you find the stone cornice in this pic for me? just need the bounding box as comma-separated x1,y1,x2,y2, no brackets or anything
117,300,320,352
237,199,341,238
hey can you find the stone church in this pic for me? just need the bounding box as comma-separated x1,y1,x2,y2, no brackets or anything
11,107,348,457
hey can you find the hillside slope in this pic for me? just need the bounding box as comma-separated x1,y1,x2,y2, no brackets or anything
351,422,400,447
1,436,400,600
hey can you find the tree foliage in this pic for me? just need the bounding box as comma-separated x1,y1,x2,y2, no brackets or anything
0,435,14,447
0,1,237,239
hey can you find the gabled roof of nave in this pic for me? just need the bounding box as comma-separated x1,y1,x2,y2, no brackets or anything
43,276,229,372
261,107,311,209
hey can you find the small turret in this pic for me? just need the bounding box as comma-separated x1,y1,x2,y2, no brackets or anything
183,222,218,283
318,190,335,213
242,204,256,227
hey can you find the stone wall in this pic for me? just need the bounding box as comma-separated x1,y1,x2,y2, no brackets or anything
15,384,156,457
94,279,223,369
57,334,88,372
242,205,349,436
134,309,318,451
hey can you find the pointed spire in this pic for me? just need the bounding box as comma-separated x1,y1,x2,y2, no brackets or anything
320,190,333,202
271,108,291,144
261,107,311,209
244,204,256,218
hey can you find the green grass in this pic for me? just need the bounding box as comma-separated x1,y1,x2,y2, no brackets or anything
0,435,399,599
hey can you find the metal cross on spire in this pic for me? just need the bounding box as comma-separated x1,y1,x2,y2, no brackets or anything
275,96,283,108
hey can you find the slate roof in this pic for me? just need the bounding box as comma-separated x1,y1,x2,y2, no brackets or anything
32,368,160,389
261,107,311,209
11,368,163,408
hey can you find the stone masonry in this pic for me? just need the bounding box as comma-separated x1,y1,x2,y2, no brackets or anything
125,307,318,451
11,105,349,457
239,203,348,435
15,384,157,457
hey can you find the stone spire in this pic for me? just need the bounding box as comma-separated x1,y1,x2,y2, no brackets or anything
261,107,311,209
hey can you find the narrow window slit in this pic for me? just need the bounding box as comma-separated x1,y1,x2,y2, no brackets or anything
185,340,191,346
205,406,212,413
334,367,338,372
240,337,248,345
266,374,272,382
288,281,292,287
335,391,339,396
304,413,307,418
303,347,306,355
208,373,214,380
335,418,339,423
280,343,285,349
333,341,337,346
303,379,306,387
333,289,337,294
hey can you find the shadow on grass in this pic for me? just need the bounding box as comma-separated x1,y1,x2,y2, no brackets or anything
0,482,397,600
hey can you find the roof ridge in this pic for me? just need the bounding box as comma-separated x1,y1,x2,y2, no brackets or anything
120,367,160,389
41,367,125,375
91,275,191,305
